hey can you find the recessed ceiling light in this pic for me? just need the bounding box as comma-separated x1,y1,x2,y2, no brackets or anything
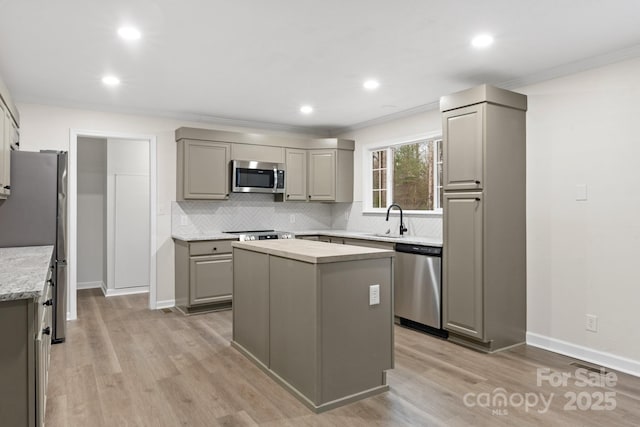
471,34,494,48
102,75,121,86
118,26,141,40
300,105,313,114
363,79,380,90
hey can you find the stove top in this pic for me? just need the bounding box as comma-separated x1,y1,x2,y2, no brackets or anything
225,230,295,241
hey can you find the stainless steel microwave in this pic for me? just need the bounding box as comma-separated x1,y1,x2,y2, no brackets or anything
231,160,285,194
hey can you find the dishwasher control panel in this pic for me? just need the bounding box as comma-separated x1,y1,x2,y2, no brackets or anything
395,243,442,256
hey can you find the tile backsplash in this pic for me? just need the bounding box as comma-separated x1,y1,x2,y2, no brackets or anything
331,202,443,240
172,196,442,240
172,193,332,234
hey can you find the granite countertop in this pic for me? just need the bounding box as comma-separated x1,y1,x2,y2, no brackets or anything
172,232,239,242
173,229,442,247
232,239,395,264
0,246,54,302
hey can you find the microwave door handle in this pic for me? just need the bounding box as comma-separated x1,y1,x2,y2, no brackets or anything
273,169,278,192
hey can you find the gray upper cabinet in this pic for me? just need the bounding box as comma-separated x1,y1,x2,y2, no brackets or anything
0,103,7,198
442,192,484,340
0,74,19,199
0,102,18,199
177,139,230,200
285,148,307,201
174,128,354,201
308,149,336,201
443,104,484,191
307,148,353,202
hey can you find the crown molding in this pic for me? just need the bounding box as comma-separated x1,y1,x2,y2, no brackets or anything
15,96,331,137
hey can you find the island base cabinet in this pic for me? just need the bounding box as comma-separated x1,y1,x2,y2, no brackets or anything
232,249,270,366
232,246,393,412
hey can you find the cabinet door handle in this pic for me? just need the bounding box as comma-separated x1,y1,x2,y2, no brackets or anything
3,185,10,190
43,299,53,306
475,197,481,201
308,195,311,199
475,180,480,185
42,327,51,335
47,279,54,286
287,194,290,198
212,247,217,251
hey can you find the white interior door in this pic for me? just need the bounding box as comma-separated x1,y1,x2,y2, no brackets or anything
114,174,150,289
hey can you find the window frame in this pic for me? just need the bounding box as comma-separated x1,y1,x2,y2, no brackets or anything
362,132,443,215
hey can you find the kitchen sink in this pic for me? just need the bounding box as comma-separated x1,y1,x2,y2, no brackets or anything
366,233,405,239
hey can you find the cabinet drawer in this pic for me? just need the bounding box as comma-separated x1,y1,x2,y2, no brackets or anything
189,240,234,256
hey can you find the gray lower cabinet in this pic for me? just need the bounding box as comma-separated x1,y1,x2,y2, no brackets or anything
0,273,53,426
176,139,230,200
174,239,234,313
442,193,484,340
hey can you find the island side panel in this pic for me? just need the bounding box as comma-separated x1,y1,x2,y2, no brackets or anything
269,256,319,404
232,248,270,367
320,257,393,403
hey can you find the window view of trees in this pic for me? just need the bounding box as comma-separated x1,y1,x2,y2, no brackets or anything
370,138,441,211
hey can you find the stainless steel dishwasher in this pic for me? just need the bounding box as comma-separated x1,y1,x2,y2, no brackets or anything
394,243,447,338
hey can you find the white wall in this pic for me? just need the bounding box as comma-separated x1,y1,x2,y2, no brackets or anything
519,57,640,371
16,104,316,305
76,136,106,287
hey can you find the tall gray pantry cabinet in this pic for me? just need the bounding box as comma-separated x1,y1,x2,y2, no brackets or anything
440,85,527,352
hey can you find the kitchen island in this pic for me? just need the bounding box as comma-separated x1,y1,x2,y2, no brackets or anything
231,239,394,413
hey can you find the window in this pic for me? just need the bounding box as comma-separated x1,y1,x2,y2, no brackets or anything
366,136,442,212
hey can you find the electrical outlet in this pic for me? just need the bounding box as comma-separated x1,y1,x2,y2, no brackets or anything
180,215,188,226
586,314,598,332
369,284,380,305
289,214,296,224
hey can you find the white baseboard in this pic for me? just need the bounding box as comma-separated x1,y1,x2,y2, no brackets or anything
527,332,640,377
102,285,150,297
155,299,175,309
77,281,104,290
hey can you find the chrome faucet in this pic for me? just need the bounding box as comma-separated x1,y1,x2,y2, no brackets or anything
386,203,408,236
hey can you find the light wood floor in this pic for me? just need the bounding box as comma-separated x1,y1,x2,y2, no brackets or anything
46,289,640,426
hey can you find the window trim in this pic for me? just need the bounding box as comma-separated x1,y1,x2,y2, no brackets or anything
362,132,443,215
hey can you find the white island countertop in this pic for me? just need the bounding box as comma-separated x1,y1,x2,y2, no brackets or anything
0,245,54,301
232,238,394,264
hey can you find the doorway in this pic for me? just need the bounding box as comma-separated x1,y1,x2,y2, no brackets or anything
69,130,157,320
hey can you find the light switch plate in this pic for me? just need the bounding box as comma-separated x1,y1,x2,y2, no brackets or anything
369,284,380,305
576,184,588,201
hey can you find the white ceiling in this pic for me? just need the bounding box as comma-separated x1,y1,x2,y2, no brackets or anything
1,0,640,135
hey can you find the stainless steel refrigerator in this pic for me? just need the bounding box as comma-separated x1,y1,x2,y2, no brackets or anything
0,150,68,343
